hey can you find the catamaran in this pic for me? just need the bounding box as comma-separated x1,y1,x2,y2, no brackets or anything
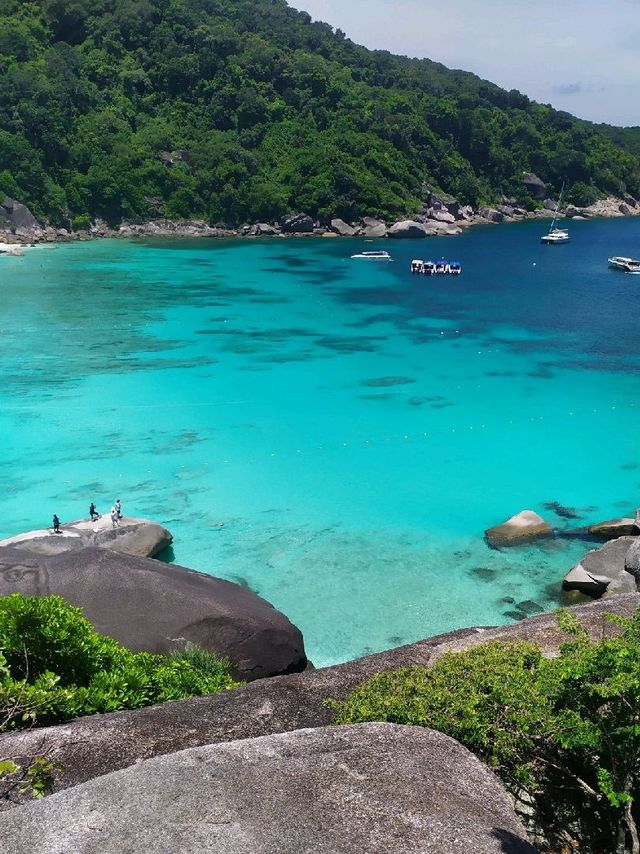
541,183,569,244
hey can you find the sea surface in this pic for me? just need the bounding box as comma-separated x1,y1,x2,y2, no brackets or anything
1,218,639,666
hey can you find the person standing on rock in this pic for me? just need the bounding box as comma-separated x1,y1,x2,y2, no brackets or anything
110,506,119,529
52,514,61,534
114,499,122,519
89,502,100,522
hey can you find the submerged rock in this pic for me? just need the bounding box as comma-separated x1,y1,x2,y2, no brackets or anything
485,510,551,547
0,546,307,681
0,724,535,854
0,515,172,559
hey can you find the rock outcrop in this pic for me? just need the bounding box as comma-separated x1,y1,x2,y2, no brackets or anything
477,206,504,223
522,173,546,199
387,220,428,238
330,217,357,236
0,515,172,558
360,216,386,237
280,213,315,233
0,196,38,232
1,593,636,804
485,510,552,547
0,546,307,681
588,516,637,539
0,724,535,854
563,537,637,597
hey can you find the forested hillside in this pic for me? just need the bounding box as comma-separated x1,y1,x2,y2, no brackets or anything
1,0,639,227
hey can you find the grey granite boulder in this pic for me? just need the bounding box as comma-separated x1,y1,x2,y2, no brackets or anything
563,537,637,597
1,594,637,805
0,723,536,854
477,206,504,223
0,195,38,230
522,173,546,199
485,510,551,547
0,546,306,681
0,515,172,558
255,222,278,235
588,516,637,539
330,217,357,236
387,219,428,238
280,213,314,233
625,539,640,579
361,216,387,237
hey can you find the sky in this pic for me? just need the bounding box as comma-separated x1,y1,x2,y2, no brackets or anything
291,0,640,127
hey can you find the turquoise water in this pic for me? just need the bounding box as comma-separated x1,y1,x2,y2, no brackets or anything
1,219,639,666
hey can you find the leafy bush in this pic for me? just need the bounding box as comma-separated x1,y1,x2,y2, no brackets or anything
332,610,640,853
566,181,601,207
71,214,90,230
0,594,239,730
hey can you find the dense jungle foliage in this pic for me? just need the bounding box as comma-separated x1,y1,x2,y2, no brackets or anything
333,610,640,854
1,0,639,227
0,593,239,731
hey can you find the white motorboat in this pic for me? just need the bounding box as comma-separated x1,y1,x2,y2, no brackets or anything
608,256,640,273
541,182,569,244
350,250,391,260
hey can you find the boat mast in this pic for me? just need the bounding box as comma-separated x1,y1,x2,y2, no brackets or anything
550,181,565,231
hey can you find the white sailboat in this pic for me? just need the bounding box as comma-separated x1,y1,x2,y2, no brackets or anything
541,183,569,244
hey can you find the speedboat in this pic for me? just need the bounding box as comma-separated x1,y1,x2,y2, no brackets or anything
608,256,640,273
449,261,462,275
541,227,569,244
350,249,391,260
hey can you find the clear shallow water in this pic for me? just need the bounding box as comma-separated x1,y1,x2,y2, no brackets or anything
1,219,639,666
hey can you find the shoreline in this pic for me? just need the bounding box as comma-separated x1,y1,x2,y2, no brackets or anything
1,195,639,249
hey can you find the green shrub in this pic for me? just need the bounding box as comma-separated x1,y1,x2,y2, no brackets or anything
566,182,601,207
71,214,91,231
332,610,640,853
0,594,240,730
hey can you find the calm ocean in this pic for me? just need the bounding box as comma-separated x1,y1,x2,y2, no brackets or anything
1,217,639,665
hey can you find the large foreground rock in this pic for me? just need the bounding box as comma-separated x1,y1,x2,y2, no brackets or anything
0,724,535,854
485,510,551,547
1,594,636,805
0,515,172,558
563,537,637,597
0,546,306,681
